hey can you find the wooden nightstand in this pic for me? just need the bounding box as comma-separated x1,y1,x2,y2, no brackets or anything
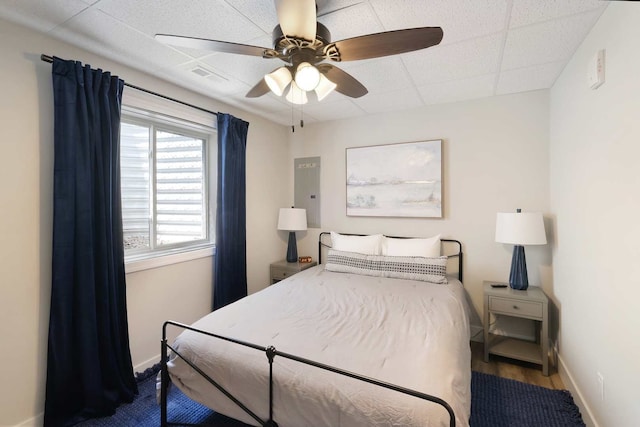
483,281,549,376
270,260,317,284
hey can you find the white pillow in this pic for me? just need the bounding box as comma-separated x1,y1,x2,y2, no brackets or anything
330,232,383,255
381,234,441,257
325,249,448,284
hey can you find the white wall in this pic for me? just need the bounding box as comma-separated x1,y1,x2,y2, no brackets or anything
0,19,289,426
290,90,552,335
549,3,640,426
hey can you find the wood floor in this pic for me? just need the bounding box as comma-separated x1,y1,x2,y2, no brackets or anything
470,341,565,390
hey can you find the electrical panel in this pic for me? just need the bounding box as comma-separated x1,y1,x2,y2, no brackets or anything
294,157,320,228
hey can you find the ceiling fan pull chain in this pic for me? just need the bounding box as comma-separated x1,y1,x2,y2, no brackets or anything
291,101,295,132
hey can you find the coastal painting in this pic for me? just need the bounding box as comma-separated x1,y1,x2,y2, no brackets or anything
346,140,442,218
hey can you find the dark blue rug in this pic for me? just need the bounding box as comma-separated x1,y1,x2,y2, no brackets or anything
471,371,584,427
75,369,585,426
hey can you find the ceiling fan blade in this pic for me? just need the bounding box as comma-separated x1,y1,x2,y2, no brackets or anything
317,64,367,98
328,27,443,61
155,34,268,56
246,78,271,98
275,0,316,42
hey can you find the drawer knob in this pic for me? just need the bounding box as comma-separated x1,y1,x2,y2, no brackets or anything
513,305,519,309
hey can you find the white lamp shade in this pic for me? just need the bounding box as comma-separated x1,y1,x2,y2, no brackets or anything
264,67,292,97
278,208,307,231
315,74,337,101
496,212,547,245
285,81,308,105
294,62,321,91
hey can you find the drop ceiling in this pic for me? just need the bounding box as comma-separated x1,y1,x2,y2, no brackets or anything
0,0,608,126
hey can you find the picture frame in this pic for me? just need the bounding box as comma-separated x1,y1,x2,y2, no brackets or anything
346,139,442,218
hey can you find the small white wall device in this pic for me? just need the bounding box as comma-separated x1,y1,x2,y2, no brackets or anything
588,49,605,90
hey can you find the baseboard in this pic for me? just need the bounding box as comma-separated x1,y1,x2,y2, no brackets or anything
558,354,599,427
13,413,43,427
134,354,161,374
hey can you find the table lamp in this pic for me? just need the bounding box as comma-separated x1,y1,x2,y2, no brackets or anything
495,209,547,290
278,207,307,263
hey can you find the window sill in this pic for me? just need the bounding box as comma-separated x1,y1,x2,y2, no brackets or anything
125,245,216,274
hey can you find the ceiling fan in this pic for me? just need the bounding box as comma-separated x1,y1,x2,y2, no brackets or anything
155,0,443,104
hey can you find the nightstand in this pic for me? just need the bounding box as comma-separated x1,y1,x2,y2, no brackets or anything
483,281,549,376
270,260,317,284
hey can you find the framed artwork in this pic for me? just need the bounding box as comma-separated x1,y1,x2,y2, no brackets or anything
346,139,442,218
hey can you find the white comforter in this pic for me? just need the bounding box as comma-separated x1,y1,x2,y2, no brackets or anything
167,265,471,427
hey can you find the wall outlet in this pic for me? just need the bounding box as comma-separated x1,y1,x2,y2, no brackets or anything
597,372,605,401
588,49,605,89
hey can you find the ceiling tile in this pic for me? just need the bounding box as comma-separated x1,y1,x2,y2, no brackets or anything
403,33,503,86
96,0,265,42
200,49,278,87
315,0,363,17
337,57,413,94
234,91,292,114
417,74,495,105
296,97,366,122
510,0,608,28
221,0,279,34
502,8,604,70
167,60,251,95
370,0,508,45
258,100,302,117
496,61,564,95
352,87,425,115
0,0,91,32
317,2,382,42
50,9,191,72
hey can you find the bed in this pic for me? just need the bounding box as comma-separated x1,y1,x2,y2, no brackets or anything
160,232,471,427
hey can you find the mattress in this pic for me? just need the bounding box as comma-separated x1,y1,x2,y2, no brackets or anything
167,265,471,427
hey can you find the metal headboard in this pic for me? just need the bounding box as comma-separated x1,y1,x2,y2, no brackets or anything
318,232,463,283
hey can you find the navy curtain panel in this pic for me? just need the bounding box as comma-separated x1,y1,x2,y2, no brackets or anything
213,113,249,310
44,58,137,426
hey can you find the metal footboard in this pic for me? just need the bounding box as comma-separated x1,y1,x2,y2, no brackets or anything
160,320,456,427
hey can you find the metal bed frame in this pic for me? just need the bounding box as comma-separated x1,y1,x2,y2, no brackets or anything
160,233,464,427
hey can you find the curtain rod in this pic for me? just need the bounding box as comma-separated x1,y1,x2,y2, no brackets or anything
40,54,218,117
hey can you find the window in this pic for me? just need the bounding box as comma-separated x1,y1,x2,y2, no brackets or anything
120,107,215,264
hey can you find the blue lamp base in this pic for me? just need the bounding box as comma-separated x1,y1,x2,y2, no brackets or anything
509,245,529,290
286,231,298,263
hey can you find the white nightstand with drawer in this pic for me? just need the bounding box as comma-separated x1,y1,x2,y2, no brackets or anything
270,260,317,284
483,281,549,376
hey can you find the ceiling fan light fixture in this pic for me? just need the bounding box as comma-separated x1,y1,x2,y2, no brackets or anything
294,62,321,91
156,2,445,104
286,81,308,105
264,66,292,97
315,74,337,101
